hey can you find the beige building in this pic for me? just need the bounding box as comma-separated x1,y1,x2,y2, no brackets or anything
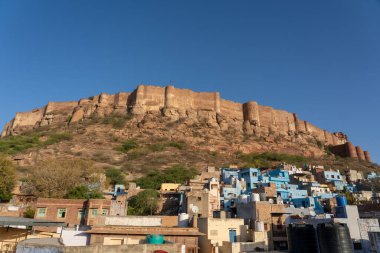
237,201,288,251
160,183,181,192
185,178,220,218
197,216,249,253
345,169,364,183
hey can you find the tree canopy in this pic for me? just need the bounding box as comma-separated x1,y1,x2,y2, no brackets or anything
22,159,102,198
134,165,197,189
0,155,16,201
66,185,104,199
128,189,159,215
105,167,126,186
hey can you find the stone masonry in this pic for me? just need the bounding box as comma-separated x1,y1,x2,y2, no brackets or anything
0,84,371,161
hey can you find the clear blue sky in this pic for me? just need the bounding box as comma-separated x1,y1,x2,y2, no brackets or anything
1,0,379,163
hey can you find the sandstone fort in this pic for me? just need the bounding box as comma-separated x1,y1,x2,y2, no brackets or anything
1,85,371,161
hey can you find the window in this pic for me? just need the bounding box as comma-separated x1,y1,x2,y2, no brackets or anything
37,208,46,217
78,209,84,220
90,209,98,218
57,208,66,218
331,175,335,179
102,209,108,216
337,175,340,179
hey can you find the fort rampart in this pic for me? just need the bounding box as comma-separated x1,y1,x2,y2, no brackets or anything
1,85,371,161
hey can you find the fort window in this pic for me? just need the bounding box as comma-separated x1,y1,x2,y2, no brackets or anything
57,208,66,218
102,209,108,216
37,207,46,217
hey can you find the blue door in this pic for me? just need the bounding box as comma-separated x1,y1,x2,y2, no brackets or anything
229,229,237,242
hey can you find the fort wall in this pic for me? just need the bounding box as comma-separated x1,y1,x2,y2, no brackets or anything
1,84,370,161
305,122,326,142
221,99,243,120
12,107,46,129
257,105,274,128
356,146,366,161
364,151,371,162
45,101,78,115
274,110,296,134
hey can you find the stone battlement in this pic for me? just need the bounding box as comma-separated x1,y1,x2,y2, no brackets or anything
0,84,371,162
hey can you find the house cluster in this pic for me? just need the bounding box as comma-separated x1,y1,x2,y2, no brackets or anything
1,165,380,253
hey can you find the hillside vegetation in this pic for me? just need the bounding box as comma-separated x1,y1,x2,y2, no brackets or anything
0,112,378,183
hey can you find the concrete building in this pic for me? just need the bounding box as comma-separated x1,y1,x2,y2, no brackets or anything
303,182,334,198
34,198,113,232
289,170,315,184
197,216,248,253
313,169,345,191
237,201,288,250
345,169,364,183
87,216,202,253
222,168,240,185
160,183,181,192
238,168,262,192
367,172,380,180
221,177,246,212
17,240,183,253
335,204,380,252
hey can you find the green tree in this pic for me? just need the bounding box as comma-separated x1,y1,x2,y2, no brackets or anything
105,167,126,186
134,165,197,189
23,206,35,218
66,185,104,199
128,189,159,215
0,155,16,201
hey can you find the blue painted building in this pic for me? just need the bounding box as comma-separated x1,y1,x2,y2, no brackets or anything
221,176,244,211
238,168,262,193
367,171,380,180
323,170,345,191
222,168,240,185
267,169,290,189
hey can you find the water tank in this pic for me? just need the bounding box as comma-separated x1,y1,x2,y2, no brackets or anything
239,195,249,203
147,235,164,244
317,223,353,253
287,224,319,253
336,196,347,207
178,213,189,227
252,193,260,202
254,221,265,232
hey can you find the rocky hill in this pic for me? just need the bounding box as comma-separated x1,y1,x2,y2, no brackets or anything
0,85,377,180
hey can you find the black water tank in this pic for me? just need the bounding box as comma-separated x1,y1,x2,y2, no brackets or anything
287,224,319,253
317,223,353,253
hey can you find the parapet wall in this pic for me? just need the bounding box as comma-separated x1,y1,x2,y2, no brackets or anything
0,84,370,161
329,142,371,162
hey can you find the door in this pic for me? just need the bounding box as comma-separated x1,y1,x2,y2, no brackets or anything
229,229,237,242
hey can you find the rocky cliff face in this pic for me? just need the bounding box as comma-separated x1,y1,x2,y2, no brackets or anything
1,84,371,162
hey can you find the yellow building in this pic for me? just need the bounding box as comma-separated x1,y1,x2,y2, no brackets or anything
160,183,181,192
